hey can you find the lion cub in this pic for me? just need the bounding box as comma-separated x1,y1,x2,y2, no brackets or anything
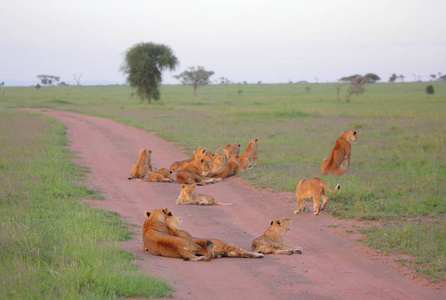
129,149,153,180
176,183,233,206
251,218,302,255
294,177,341,215
321,130,357,175
237,138,258,171
138,168,173,182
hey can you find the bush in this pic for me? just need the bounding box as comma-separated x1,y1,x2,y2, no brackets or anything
426,85,434,94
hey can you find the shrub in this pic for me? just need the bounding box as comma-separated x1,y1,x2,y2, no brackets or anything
426,85,434,94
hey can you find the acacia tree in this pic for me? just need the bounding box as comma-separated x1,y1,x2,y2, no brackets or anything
121,42,179,103
37,75,60,86
174,66,214,97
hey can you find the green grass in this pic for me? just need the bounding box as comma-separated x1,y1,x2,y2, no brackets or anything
0,110,172,299
1,81,445,282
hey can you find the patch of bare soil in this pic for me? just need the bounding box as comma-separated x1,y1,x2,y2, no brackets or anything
24,108,444,300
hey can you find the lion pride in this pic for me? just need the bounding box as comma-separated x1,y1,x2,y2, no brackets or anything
251,218,302,255
166,211,263,259
142,208,214,261
128,149,152,180
170,147,208,171
321,130,357,175
294,177,340,215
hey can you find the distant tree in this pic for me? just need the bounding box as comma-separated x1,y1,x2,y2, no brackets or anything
399,75,405,82
0,82,4,86
363,73,380,83
389,73,398,82
426,85,434,94
440,74,446,81
37,75,60,86
345,75,367,102
121,42,179,103
174,66,214,97
430,74,436,81
73,74,82,85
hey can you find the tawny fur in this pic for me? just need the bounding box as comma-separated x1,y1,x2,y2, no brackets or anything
129,149,152,180
176,157,222,185
142,208,214,261
236,139,258,172
138,168,173,182
251,218,302,255
294,177,341,215
176,183,233,206
215,142,241,163
321,130,357,175
209,155,240,179
166,213,263,259
170,147,208,171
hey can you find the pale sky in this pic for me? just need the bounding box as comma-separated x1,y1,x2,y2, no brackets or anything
1,0,445,86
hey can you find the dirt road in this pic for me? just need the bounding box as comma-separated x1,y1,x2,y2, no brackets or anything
27,109,444,299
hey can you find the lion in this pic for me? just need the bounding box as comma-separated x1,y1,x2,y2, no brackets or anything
321,130,357,175
142,208,214,261
176,183,233,206
209,155,240,179
215,142,241,163
166,211,263,259
251,218,302,255
138,168,173,182
210,153,226,173
129,149,153,180
170,147,208,171
176,157,222,185
294,177,341,215
236,139,258,172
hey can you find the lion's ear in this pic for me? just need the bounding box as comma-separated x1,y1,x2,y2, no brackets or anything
270,220,274,225
169,170,173,174
145,211,150,218
163,208,170,215
353,131,357,135
167,211,172,216
276,220,282,226
201,159,204,163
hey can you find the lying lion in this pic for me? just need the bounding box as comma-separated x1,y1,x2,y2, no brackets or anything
209,155,240,179
166,211,263,259
142,208,214,261
176,157,222,185
138,168,173,182
294,177,340,215
321,130,357,175
176,183,233,206
251,218,302,255
128,149,153,180
170,147,208,171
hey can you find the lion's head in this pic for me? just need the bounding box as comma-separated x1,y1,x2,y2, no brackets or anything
269,218,291,233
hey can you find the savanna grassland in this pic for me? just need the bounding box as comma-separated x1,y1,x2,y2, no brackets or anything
1,81,445,283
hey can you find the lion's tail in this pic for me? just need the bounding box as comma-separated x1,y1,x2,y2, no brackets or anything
214,202,234,206
195,239,214,261
321,182,341,194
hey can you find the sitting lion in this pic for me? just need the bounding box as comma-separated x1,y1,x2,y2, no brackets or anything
209,155,240,179
170,147,208,171
176,183,233,206
142,208,214,261
166,211,263,259
176,157,222,185
251,218,302,255
215,142,241,163
128,149,152,180
236,139,258,172
294,177,341,215
138,168,173,182
321,130,357,175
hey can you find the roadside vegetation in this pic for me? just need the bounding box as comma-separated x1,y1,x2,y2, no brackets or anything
0,110,172,299
1,81,444,282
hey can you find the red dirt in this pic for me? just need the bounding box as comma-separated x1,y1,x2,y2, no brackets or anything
25,109,444,299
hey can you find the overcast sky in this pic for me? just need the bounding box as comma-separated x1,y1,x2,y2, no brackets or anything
1,0,445,86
